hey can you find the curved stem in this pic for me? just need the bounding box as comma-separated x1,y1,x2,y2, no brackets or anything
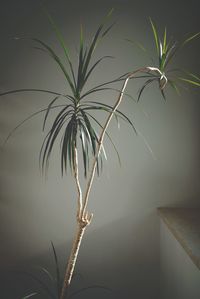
80,74,129,217
81,66,165,216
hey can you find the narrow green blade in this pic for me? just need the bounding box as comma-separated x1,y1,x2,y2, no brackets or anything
0,88,62,97
178,77,200,86
149,18,159,55
43,95,61,130
163,27,167,53
42,6,76,87
51,241,61,298
32,38,76,95
85,111,121,166
137,78,157,102
168,79,181,95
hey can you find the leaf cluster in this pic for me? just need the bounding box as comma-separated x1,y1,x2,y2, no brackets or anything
37,9,136,177
127,18,200,100
0,9,135,177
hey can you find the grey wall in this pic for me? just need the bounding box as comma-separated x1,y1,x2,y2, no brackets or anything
160,221,200,299
0,0,200,298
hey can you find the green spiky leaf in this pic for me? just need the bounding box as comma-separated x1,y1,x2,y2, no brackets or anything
149,18,159,55
178,77,200,86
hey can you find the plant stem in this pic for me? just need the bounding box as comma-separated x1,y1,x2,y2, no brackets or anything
60,66,165,299
81,66,163,215
60,145,92,299
60,222,87,299
74,147,82,218
80,75,130,218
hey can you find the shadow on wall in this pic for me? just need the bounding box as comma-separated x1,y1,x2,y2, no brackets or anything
0,211,160,299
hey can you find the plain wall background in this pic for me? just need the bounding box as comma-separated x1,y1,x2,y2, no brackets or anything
160,221,200,299
0,0,200,298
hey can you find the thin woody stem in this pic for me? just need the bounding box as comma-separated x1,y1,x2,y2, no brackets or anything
60,222,87,299
60,144,84,299
80,74,129,217
74,146,83,217
60,143,93,299
81,66,165,216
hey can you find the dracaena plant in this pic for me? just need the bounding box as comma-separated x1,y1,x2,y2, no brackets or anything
1,10,200,299
1,9,134,299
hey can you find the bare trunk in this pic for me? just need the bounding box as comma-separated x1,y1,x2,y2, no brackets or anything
60,145,93,299
60,222,87,299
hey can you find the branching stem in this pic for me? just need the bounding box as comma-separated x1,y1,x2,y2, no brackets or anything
59,66,166,299
81,66,166,216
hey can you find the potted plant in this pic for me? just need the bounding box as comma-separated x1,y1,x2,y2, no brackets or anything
1,7,199,299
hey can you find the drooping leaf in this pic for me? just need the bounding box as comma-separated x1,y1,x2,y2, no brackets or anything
40,106,74,173
2,104,67,146
0,88,62,97
83,101,137,134
85,111,121,166
137,78,157,102
79,109,103,175
43,95,61,130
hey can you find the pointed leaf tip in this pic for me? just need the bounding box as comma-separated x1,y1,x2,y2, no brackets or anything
149,17,159,54
107,7,114,17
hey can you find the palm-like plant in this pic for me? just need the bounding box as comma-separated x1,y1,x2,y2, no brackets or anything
1,12,200,299
1,9,135,299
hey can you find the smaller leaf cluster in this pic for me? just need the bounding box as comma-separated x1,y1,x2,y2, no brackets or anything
21,242,112,299
127,18,200,100
20,242,60,299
